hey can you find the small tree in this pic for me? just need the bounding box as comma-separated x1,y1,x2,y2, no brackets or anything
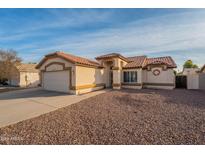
0,49,22,83
183,60,198,69
192,64,198,68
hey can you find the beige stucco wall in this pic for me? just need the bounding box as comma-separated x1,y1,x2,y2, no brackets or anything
113,70,121,87
121,66,175,89
75,66,104,86
10,66,39,87
19,72,40,87
75,66,105,94
112,58,127,89
144,67,175,84
143,66,175,89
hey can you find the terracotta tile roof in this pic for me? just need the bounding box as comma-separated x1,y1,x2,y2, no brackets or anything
36,51,176,69
37,51,102,68
124,56,147,68
123,56,176,69
96,53,129,62
143,56,177,68
16,64,39,73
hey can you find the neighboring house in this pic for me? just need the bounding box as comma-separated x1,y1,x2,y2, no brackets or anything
187,64,205,90
182,68,200,75
10,63,40,87
198,64,205,90
36,52,176,94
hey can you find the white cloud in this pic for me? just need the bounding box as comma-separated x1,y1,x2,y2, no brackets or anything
1,9,205,70
27,10,205,58
0,9,113,42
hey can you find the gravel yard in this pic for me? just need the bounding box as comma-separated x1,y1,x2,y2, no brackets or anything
0,89,205,145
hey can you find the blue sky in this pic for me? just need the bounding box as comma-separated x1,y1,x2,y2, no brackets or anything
0,8,205,71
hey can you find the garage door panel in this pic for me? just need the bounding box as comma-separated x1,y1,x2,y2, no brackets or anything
43,71,70,93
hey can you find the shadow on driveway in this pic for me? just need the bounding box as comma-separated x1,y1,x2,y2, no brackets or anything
0,89,69,100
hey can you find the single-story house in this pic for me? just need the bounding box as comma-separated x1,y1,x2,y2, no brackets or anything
187,64,205,90
36,51,176,94
10,63,40,87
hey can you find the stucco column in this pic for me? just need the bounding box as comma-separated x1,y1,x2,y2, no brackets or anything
112,69,121,89
112,58,121,89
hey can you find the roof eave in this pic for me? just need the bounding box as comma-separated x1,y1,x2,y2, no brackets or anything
36,53,76,69
123,66,142,69
96,56,129,63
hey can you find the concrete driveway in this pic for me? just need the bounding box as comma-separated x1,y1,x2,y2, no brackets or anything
0,88,107,128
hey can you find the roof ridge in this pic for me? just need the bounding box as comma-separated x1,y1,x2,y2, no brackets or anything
58,52,100,65
147,56,172,59
96,52,129,62
15,63,39,72
127,55,146,58
44,51,102,68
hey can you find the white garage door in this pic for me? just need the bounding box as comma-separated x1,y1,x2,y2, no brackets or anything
43,71,70,93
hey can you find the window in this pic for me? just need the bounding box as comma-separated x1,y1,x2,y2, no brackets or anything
123,71,137,83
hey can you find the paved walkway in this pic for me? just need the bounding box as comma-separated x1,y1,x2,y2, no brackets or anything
0,88,108,128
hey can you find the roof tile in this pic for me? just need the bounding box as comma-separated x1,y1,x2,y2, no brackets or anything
57,52,101,67
96,53,129,62
16,64,39,72
143,56,177,68
40,51,102,68
124,56,147,68
37,52,176,69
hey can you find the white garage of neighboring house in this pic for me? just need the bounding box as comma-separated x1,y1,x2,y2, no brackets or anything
10,63,40,87
187,64,205,90
36,51,177,94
